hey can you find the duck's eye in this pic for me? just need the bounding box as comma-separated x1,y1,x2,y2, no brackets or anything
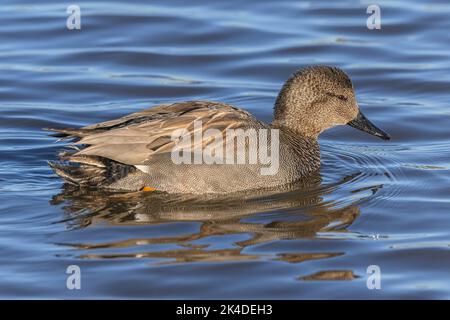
326,92,348,101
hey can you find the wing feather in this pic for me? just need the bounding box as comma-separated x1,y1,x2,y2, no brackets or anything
54,101,265,166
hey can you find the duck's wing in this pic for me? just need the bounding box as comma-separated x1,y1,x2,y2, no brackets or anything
48,101,264,166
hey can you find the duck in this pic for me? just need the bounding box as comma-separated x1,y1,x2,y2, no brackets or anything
47,66,390,194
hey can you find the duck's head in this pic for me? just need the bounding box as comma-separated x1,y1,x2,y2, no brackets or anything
273,66,390,140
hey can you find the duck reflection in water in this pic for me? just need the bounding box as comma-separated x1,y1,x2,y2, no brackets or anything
50,171,376,278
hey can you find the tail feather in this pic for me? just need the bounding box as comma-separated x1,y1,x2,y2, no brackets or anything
43,127,105,141
46,127,135,188
48,157,135,187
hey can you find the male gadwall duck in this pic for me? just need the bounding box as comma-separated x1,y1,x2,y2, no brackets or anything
47,66,390,194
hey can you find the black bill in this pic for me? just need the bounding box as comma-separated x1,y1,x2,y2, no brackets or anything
347,111,390,140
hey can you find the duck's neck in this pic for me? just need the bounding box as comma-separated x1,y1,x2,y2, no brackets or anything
272,78,321,139
271,119,321,176
272,104,320,140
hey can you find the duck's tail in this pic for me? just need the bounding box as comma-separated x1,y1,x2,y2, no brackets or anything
48,155,136,187
45,127,137,188
44,127,105,142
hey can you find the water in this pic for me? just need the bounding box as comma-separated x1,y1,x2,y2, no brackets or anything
1,0,450,299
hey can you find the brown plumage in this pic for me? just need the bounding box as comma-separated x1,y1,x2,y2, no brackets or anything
46,66,390,194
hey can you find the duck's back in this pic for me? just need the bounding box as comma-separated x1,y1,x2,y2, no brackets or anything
48,101,320,194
